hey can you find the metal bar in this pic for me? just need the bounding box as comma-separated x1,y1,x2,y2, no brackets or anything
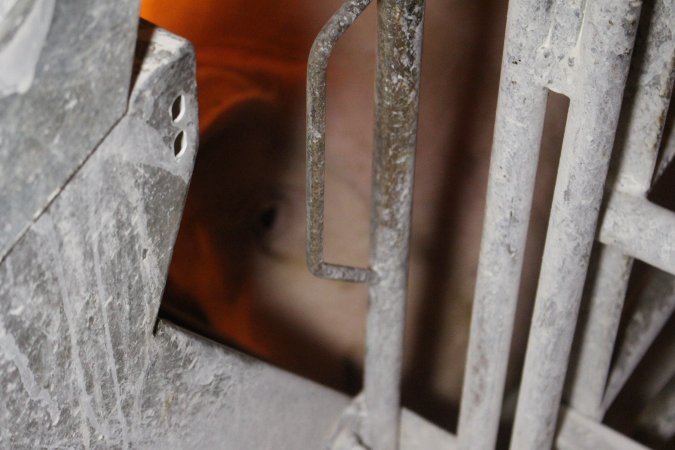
556,406,650,450
655,111,675,184
565,244,633,419
306,1,425,447
613,0,675,196
636,373,675,441
362,0,425,448
619,331,675,422
599,193,675,276
510,1,642,448
306,0,373,283
566,0,675,419
456,0,551,446
650,0,675,185
602,268,675,411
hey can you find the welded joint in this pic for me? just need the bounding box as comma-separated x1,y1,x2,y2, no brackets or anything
599,190,675,276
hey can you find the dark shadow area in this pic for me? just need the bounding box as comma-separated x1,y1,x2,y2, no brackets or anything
650,99,675,211
604,261,675,448
401,0,506,432
129,19,155,96
158,99,363,394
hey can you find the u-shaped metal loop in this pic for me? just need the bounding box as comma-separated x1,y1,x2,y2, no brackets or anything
306,0,373,283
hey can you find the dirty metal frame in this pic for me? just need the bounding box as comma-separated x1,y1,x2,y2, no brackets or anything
461,0,675,449
2,0,673,447
2,9,455,449
309,0,674,449
307,0,425,449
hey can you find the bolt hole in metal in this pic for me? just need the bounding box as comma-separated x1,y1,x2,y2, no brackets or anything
173,130,186,158
171,94,185,122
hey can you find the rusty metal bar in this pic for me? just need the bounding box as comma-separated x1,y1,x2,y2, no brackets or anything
306,0,373,283
510,1,642,448
566,0,675,419
362,1,425,448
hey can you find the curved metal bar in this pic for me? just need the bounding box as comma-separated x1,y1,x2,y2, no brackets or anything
306,0,373,283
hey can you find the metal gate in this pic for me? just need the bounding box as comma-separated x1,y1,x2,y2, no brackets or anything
1,0,674,449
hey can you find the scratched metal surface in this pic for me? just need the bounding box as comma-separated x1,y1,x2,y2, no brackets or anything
0,21,199,447
0,17,457,449
0,0,140,261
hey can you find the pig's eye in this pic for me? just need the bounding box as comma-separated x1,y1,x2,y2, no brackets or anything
258,204,278,233
250,185,304,257
253,200,285,255
253,198,284,241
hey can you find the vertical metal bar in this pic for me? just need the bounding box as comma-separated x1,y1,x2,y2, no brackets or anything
510,1,642,448
456,0,550,447
363,0,425,448
655,116,675,183
566,0,675,419
602,268,675,412
565,244,633,419
637,373,675,441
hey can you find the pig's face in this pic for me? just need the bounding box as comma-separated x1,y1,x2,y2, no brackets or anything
143,0,568,423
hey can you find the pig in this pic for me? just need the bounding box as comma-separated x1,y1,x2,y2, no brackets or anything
140,0,568,430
